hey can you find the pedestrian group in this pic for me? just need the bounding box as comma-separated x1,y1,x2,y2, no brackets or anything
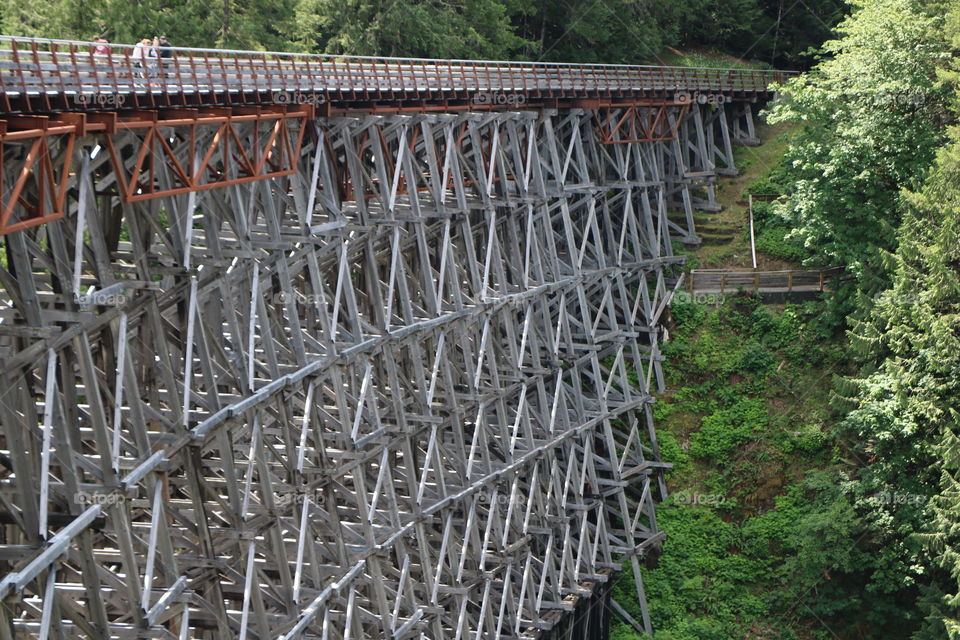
91,35,173,85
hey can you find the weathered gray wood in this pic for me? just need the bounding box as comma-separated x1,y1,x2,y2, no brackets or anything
0,101,758,639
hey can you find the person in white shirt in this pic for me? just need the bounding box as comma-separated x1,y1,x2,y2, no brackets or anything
132,38,155,82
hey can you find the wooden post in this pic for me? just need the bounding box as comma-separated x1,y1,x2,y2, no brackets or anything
749,193,757,269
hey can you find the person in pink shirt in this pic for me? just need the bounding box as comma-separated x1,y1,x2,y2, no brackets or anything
92,37,110,57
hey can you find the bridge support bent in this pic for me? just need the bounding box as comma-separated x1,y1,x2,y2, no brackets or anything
0,100,757,638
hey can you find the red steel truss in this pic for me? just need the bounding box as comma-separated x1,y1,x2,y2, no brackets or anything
103,105,312,201
0,104,311,234
593,104,691,144
0,114,79,234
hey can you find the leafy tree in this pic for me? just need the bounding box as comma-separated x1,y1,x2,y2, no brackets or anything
835,5,960,630
0,0,298,50
751,0,848,67
294,0,531,58
512,0,673,64
876,126,960,637
766,0,950,289
673,0,765,55
666,0,846,68
0,0,91,39
0,0,847,64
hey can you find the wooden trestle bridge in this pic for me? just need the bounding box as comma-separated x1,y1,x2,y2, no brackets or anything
0,36,788,639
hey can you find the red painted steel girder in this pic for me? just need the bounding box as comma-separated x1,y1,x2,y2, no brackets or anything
103,104,313,202
0,113,80,235
0,104,312,236
593,105,690,144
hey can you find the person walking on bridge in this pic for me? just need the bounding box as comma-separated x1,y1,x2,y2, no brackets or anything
132,39,151,80
157,36,173,78
132,38,158,84
92,37,110,57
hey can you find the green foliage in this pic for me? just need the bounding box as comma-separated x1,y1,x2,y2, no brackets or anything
641,292,863,637
840,104,960,636
632,3,960,637
766,0,951,286
641,505,762,639
775,419,827,455
661,51,771,70
609,624,645,640
639,223,953,637
735,342,776,374
668,0,846,67
668,301,706,333
514,0,671,63
642,473,897,639
0,0,844,66
655,429,692,478
0,0,299,49
690,399,766,461
754,225,807,262
295,0,531,58
722,3,960,636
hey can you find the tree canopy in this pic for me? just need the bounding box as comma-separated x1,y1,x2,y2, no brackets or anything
0,0,844,66
766,0,950,287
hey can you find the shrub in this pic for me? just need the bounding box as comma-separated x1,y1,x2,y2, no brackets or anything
735,342,776,374
690,398,767,461
755,225,808,262
670,301,706,333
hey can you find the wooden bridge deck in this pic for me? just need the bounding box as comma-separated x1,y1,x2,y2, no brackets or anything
0,35,793,114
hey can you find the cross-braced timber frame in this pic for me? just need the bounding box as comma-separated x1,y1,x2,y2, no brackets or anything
0,40,766,637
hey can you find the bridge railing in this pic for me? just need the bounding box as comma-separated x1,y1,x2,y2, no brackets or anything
0,35,793,111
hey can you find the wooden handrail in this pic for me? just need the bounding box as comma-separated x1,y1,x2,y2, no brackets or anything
687,267,844,295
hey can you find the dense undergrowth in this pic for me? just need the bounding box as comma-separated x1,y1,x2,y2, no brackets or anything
613,196,935,638
614,1,960,637
613,293,861,639
608,119,868,636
